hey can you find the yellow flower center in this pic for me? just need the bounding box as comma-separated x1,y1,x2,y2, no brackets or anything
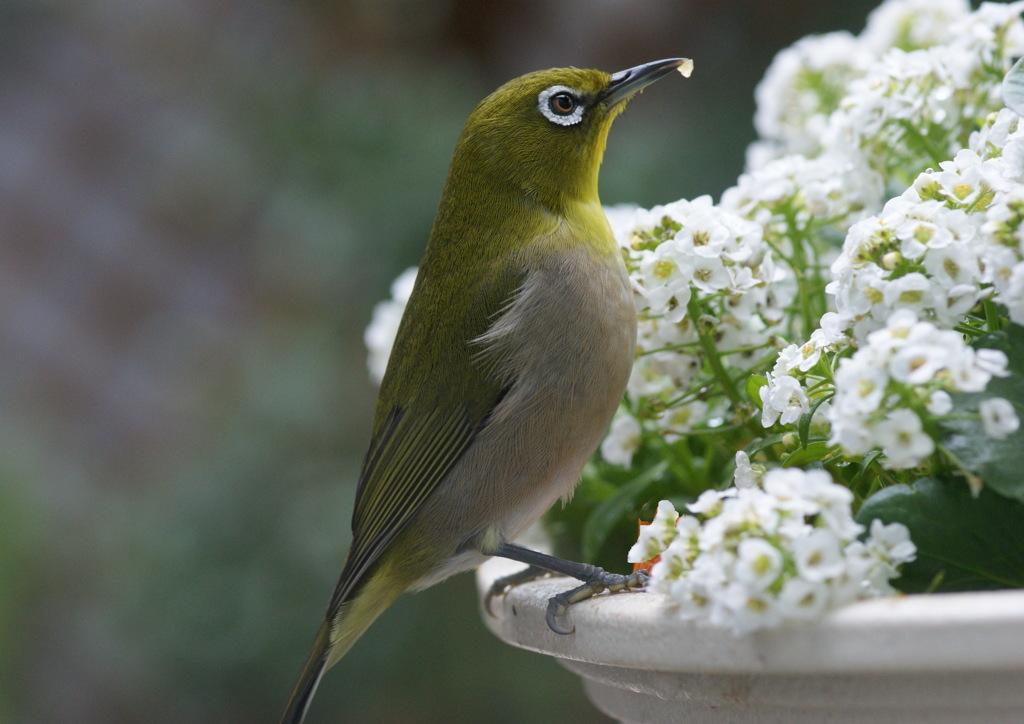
653,260,675,279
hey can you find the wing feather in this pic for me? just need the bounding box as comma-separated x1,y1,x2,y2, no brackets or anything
326,260,526,613
327,404,479,612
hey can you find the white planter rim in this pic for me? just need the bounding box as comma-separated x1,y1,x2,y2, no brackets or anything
477,556,1024,675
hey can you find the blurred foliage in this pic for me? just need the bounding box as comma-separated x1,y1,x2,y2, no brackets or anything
0,0,880,722
857,476,1024,593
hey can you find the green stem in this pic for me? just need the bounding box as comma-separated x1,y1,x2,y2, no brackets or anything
936,442,983,492
778,208,819,338
897,119,948,168
983,299,1002,333
689,299,743,407
687,299,763,438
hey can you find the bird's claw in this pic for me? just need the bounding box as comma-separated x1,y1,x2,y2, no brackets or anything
545,568,649,635
484,565,548,617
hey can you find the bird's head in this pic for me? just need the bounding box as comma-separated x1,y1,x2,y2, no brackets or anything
451,58,691,214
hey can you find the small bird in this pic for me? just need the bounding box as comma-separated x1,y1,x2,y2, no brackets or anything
280,57,690,724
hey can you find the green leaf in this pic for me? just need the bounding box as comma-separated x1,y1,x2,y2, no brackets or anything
856,477,1024,593
847,449,885,501
798,396,830,448
854,450,884,482
746,374,767,409
940,325,1024,502
781,439,830,467
580,461,668,563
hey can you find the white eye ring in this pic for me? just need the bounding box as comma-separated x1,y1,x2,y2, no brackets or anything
538,85,585,126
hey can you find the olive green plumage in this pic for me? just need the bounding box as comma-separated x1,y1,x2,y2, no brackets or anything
280,58,687,724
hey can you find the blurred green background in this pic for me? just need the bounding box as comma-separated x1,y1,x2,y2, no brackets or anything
0,1,881,722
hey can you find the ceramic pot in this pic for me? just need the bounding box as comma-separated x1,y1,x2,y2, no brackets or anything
478,557,1024,723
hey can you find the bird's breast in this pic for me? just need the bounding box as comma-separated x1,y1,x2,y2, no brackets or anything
466,247,637,532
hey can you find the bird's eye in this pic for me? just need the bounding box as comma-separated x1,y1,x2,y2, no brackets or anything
549,92,576,115
538,85,585,126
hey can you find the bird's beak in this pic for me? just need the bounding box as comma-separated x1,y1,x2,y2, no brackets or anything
601,58,692,107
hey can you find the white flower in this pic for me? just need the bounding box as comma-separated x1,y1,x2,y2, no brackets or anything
773,344,802,374
637,243,694,323
860,519,918,595
860,0,968,53
792,529,846,582
882,272,933,316
734,538,784,591
973,347,1010,379
688,488,731,517
768,468,863,539
669,567,719,620
649,517,702,588
922,242,981,288
887,340,947,385
833,357,887,415
656,400,708,443
817,312,850,346
627,500,680,563
690,255,732,293
1003,264,1024,325
733,451,764,489
762,467,837,510
716,583,782,635
866,519,917,567
833,542,878,601
676,205,735,258
793,339,825,373
723,487,781,530
760,373,810,427
777,578,831,620
948,346,1006,392
878,408,935,469
601,414,642,467
828,414,875,457
979,397,1020,439
926,390,953,415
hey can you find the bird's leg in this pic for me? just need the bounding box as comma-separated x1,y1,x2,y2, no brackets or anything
490,541,648,635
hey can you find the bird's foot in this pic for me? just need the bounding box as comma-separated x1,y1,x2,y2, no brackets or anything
545,568,649,635
484,565,549,617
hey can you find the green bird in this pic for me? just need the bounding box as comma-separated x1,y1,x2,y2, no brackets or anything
280,57,691,724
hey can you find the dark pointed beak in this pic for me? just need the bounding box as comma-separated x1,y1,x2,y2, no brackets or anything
601,58,692,107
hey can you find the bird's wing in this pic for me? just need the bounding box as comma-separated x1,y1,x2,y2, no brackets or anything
327,260,524,613
327,402,479,612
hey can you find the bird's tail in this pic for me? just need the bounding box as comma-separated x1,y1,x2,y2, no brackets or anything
279,569,405,724
279,623,331,724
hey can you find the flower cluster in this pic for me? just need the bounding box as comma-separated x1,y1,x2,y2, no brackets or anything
597,1,1024,470
606,198,786,462
764,107,1024,472
752,0,1024,187
826,309,1013,468
749,0,984,166
829,109,1024,342
628,464,916,635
